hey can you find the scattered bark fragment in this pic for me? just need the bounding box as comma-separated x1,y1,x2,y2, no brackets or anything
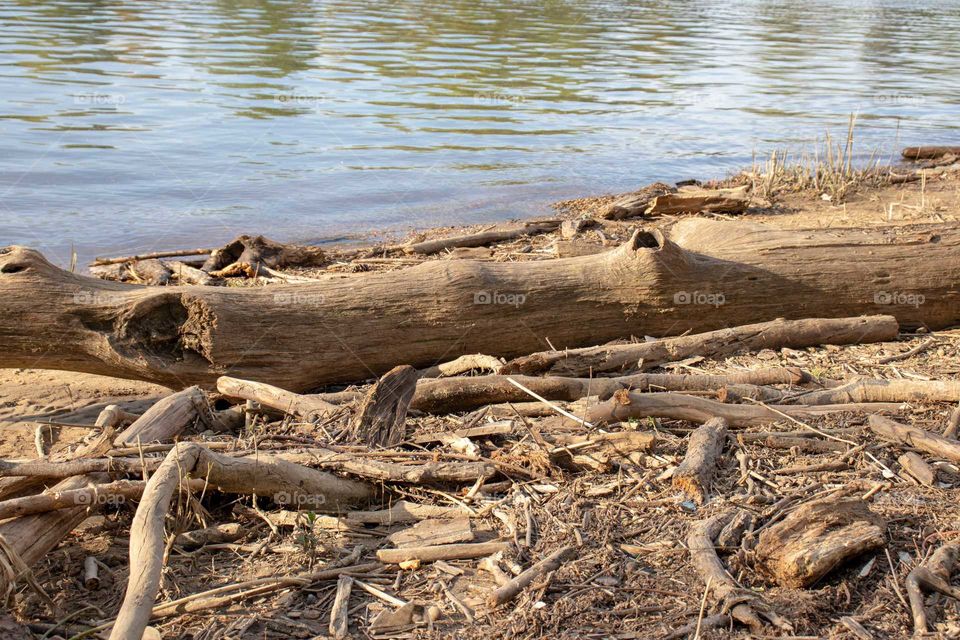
755,496,886,588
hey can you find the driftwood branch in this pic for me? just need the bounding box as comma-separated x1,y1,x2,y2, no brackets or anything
906,543,960,635
687,513,790,632
403,220,560,255
487,545,576,607
412,368,805,414
573,390,903,428
868,415,960,463
502,316,899,377
109,443,374,640
672,417,728,503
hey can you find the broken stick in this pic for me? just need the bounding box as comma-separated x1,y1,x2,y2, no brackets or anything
672,417,728,504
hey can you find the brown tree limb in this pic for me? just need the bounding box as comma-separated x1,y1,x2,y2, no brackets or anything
787,378,960,406
687,514,789,632
114,386,212,446
672,417,728,503
902,146,960,160
487,545,576,607
868,415,960,463
906,543,960,635
412,368,805,414
501,316,899,377
574,390,903,428
377,541,510,564
403,220,560,255
217,376,340,420
109,443,374,640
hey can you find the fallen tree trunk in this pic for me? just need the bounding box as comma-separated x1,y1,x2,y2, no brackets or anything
3,219,958,390
501,316,899,377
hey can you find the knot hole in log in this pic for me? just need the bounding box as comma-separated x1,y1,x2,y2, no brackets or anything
114,294,214,367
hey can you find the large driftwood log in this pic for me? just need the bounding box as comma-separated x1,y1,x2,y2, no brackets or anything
3,220,958,390
755,497,885,588
672,417,728,504
501,316,899,377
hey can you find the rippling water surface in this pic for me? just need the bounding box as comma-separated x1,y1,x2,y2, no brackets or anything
1,0,958,265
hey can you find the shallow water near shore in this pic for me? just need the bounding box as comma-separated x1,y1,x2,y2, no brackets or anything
1,0,958,266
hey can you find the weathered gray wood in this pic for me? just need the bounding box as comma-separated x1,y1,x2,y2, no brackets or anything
2,220,958,390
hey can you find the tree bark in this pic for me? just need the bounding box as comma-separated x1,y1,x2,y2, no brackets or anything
348,365,419,447
3,219,957,390
755,497,885,588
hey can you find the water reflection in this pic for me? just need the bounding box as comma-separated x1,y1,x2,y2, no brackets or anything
0,0,957,265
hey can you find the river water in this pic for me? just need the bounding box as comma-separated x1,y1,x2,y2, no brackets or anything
1,0,958,266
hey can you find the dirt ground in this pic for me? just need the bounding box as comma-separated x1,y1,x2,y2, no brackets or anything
2,158,960,639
